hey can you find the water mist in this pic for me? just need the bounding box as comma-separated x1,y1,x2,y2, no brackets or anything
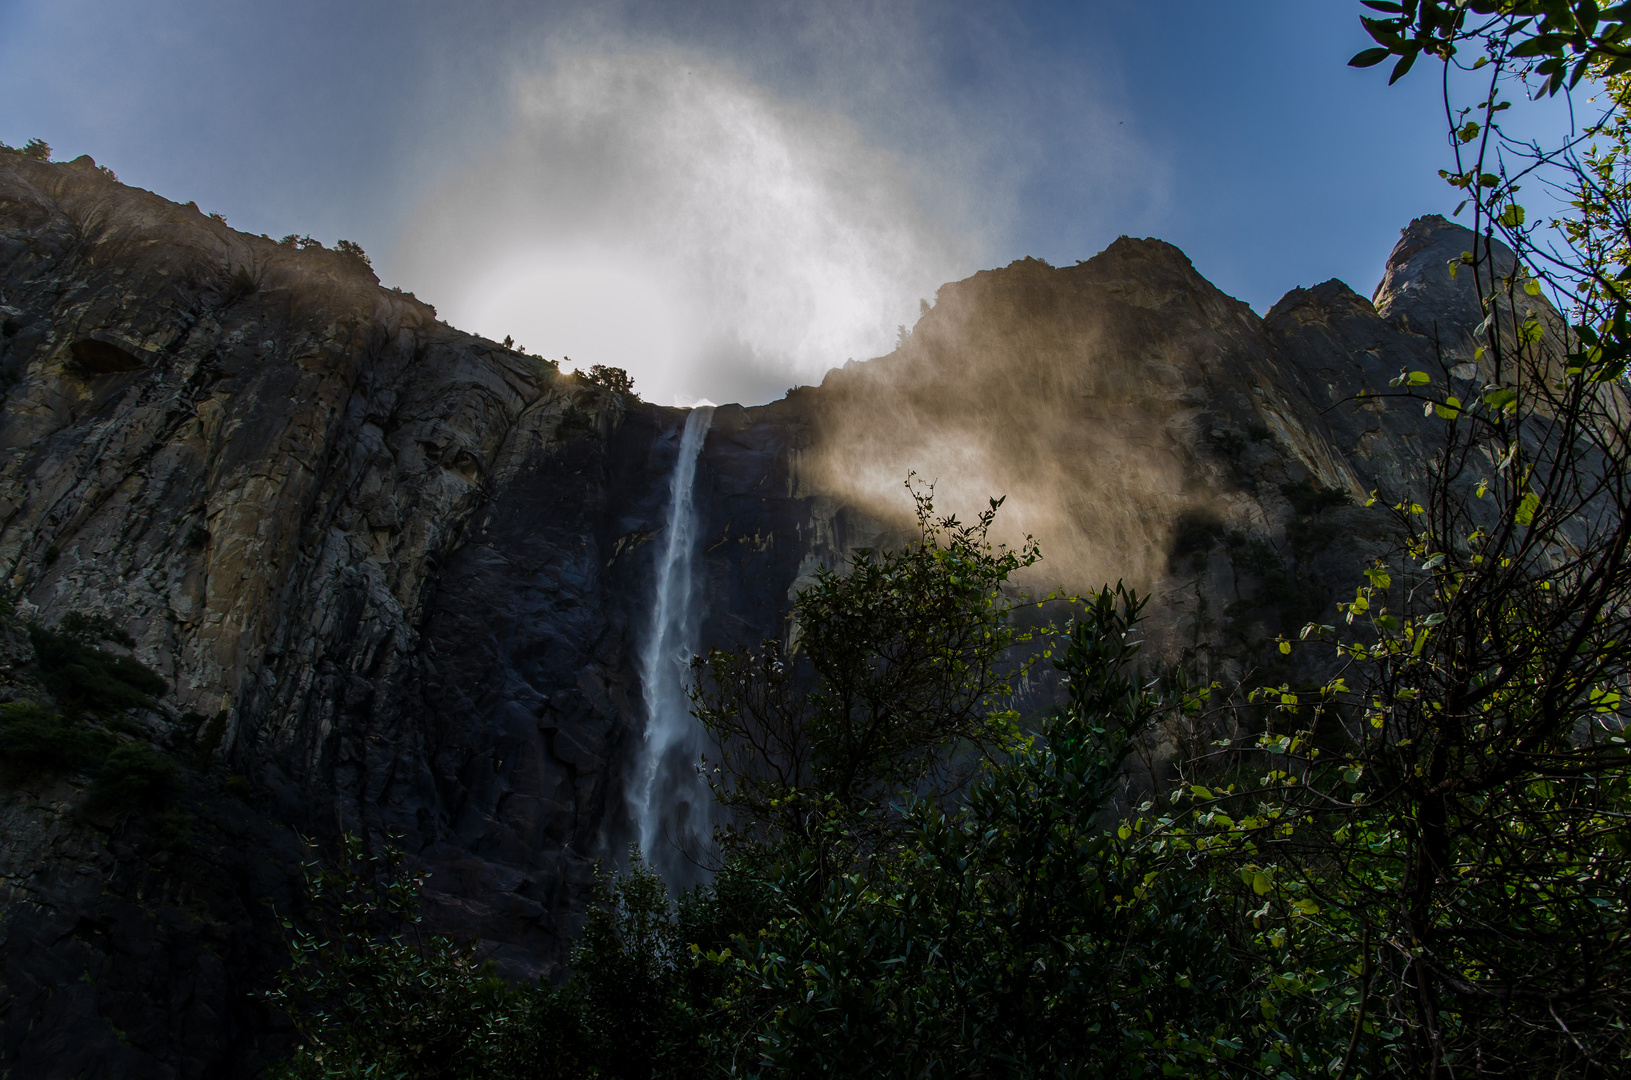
631,405,716,888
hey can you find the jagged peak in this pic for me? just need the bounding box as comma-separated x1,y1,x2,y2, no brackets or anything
1371,213,1515,339
1265,278,1375,327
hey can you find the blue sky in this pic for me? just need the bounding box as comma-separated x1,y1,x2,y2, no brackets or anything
0,1,1571,403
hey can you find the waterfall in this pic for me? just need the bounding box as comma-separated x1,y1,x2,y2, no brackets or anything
631,405,716,888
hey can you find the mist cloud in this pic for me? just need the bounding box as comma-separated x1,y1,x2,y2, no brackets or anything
391,49,975,406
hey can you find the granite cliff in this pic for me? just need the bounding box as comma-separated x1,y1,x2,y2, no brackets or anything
0,152,1499,1076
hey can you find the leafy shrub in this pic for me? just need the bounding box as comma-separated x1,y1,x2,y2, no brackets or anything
269,836,542,1080
583,365,635,397
29,616,167,715
86,743,181,813
0,138,52,160
1278,479,1351,516
334,239,372,268
0,702,112,774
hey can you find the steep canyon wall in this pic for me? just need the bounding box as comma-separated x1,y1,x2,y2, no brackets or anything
0,153,1494,1077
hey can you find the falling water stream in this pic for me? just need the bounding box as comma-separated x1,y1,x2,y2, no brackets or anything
631,405,716,888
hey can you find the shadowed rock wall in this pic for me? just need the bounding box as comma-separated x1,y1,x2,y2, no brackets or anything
0,150,1501,1076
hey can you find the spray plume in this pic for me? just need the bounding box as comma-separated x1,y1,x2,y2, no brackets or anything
391,49,970,406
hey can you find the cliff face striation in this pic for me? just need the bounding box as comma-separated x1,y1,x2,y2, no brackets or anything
0,152,1502,1077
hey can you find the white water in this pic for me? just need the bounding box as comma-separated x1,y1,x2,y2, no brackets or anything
632,405,716,887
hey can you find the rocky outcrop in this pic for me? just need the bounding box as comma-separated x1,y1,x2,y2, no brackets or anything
0,152,649,1075
0,153,1504,1076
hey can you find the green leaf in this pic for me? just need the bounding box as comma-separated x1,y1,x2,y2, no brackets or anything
1498,204,1527,227
1511,33,1566,59
1388,49,1418,84
1360,17,1403,46
1349,46,1393,67
1516,491,1541,526
1407,370,1432,385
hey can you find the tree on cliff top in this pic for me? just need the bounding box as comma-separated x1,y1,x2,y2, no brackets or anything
0,138,52,160
584,364,636,397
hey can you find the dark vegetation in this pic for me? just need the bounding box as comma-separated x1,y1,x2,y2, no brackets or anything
583,364,636,397
0,611,195,834
29,612,166,715
556,401,602,440
0,701,112,775
0,138,52,161
334,239,372,269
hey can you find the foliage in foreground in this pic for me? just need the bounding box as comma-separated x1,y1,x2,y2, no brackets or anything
0,612,190,837
270,587,1377,1079
691,481,1040,851
272,496,1631,1078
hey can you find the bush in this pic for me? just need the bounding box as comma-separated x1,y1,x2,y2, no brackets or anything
29,616,167,715
583,365,635,397
0,702,112,774
0,138,52,161
1278,479,1350,516
86,743,181,813
268,836,545,1080
334,239,372,268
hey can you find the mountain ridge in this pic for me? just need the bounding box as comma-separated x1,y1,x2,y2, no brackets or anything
0,150,1493,1076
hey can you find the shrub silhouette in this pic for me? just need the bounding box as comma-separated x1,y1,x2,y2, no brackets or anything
86,743,181,813
0,702,112,774
29,615,167,716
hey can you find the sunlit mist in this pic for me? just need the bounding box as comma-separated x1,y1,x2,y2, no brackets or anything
390,49,974,406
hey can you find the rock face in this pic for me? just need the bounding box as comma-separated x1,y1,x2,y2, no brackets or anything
0,154,1500,1076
